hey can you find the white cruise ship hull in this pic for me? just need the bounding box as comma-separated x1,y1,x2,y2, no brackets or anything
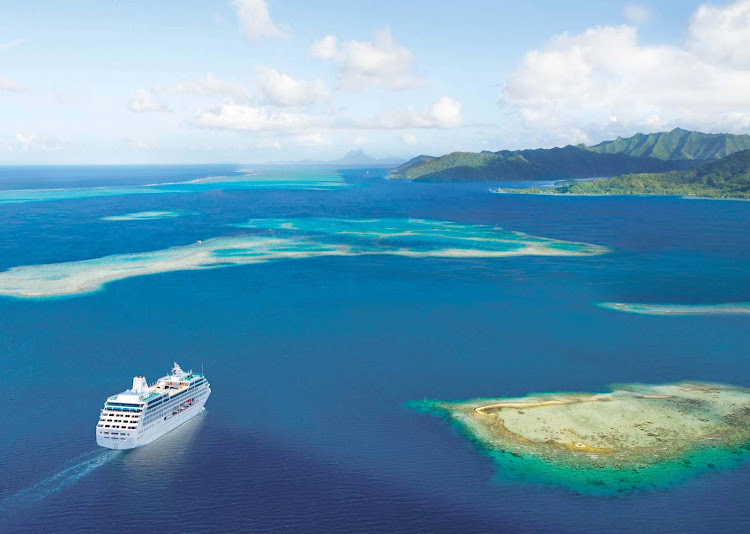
97,388,210,450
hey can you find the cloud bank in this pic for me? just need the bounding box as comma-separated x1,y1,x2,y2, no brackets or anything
156,75,250,100
194,104,311,131
255,66,329,106
354,96,463,130
501,0,750,140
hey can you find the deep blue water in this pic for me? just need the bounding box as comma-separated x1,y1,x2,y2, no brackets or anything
0,166,748,533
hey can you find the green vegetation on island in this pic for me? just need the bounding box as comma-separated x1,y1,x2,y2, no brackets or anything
581,128,750,161
391,145,680,182
413,382,750,494
391,128,750,182
499,149,750,199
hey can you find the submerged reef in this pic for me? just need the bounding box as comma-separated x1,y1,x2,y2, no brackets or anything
596,302,750,316
100,210,186,221
415,382,750,494
0,218,607,299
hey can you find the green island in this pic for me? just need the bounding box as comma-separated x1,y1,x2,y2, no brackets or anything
413,382,750,494
498,149,750,199
390,128,750,183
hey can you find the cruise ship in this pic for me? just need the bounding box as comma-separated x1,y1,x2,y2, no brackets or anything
96,363,211,449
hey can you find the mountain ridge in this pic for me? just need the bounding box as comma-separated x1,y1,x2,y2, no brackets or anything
581,128,750,161
391,129,750,182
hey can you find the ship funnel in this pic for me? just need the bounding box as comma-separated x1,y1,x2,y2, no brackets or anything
132,376,148,394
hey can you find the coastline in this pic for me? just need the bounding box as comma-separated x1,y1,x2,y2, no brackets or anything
492,188,750,201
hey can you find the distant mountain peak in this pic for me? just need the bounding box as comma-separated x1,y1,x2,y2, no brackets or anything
331,149,404,166
343,148,367,158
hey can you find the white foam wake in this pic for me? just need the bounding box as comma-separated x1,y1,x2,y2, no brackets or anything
596,302,750,316
0,450,121,516
101,210,185,221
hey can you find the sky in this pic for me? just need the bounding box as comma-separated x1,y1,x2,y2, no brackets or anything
1,0,749,164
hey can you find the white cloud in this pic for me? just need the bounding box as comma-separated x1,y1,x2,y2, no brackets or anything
622,4,650,24
255,66,328,106
232,0,287,41
0,76,26,93
193,95,464,134
687,0,750,69
156,75,250,100
0,38,26,51
123,138,152,149
402,133,417,145
294,132,331,146
194,103,310,131
501,1,750,138
357,96,463,129
309,35,338,60
258,138,282,149
310,28,424,90
128,89,169,112
16,134,64,151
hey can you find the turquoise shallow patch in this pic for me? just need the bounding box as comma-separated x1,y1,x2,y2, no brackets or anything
412,382,750,495
238,217,605,256
0,217,607,299
0,171,345,205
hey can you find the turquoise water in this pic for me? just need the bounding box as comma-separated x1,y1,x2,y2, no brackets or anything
0,217,602,300
0,167,345,204
0,165,749,533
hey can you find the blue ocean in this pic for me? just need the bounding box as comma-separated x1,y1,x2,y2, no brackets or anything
0,165,748,533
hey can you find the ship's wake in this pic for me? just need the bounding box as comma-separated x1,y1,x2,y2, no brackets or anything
0,449,121,516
